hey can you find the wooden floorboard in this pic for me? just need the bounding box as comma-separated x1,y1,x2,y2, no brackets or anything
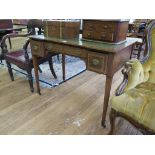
0,66,141,135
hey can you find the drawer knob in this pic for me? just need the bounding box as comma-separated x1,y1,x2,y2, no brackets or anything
87,32,92,36
92,59,100,66
101,34,106,38
47,45,53,50
103,25,108,28
33,45,38,50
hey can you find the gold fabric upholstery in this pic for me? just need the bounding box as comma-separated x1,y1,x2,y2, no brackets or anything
111,82,155,131
124,59,144,91
143,28,155,83
110,21,155,132
124,28,155,91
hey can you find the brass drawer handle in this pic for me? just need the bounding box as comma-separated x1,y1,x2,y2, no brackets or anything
92,59,100,66
33,45,38,50
46,44,53,50
101,34,106,38
88,24,93,27
87,32,92,36
103,25,108,28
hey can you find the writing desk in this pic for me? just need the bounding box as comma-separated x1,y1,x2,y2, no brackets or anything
30,35,140,127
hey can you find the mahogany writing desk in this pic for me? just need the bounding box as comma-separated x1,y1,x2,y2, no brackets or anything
30,35,140,127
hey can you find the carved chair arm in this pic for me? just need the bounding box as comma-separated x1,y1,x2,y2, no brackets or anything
115,62,131,96
116,59,144,96
135,41,143,48
132,41,143,56
0,30,32,56
23,39,31,62
136,41,145,53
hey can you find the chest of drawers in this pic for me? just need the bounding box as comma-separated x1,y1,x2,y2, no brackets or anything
43,20,80,39
82,20,129,43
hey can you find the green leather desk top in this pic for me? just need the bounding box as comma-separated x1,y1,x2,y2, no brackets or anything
30,35,141,54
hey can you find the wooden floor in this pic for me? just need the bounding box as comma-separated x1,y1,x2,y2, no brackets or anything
0,64,141,135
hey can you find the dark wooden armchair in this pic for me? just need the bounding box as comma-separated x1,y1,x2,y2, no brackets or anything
109,20,155,135
1,19,65,92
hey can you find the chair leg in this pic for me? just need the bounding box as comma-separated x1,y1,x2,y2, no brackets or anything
48,58,57,79
0,54,4,64
57,54,60,62
62,54,65,81
6,61,14,81
108,109,117,135
8,37,12,49
27,69,34,92
38,66,42,73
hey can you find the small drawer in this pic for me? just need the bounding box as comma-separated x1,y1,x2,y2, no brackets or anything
87,52,108,74
100,32,107,39
86,31,94,38
62,45,87,58
44,42,63,52
100,24,109,29
100,32,114,42
97,23,115,32
45,42,87,59
83,30,94,39
84,22,95,30
30,40,45,57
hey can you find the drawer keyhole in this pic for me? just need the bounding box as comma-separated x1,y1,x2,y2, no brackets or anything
92,59,100,66
47,45,52,50
87,32,91,36
33,45,38,50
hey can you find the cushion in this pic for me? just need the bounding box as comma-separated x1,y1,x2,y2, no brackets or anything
5,48,32,64
111,82,155,131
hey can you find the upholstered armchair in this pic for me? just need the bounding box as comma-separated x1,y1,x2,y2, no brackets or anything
109,20,155,135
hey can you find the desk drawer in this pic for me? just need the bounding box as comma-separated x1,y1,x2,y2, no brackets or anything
44,42,63,52
30,40,45,57
44,42,87,59
87,52,108,74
